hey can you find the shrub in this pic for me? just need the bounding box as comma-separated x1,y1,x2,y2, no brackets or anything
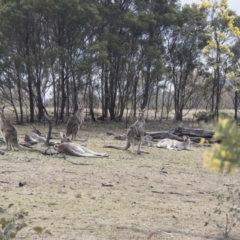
194,111,233,123
203,118,240,172
204,188,240,238
194,111,215,122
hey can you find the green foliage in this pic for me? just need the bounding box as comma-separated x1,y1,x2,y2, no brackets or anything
194,111,215,122
0,216,27,240
197,0,240,119
204,118,240,171
194,111,233,122
33,226,52,236
33,226,43,234
218,111,234,120
76,194,82,198
204,188,240,237
0,203,29,239
0,0,239,123
0,204,52,239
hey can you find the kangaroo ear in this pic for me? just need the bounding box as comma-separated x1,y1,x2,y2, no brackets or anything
54,143,60,149
59,132,64,139
78,102,85,108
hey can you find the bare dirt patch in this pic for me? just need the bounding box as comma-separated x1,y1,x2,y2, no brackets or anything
0,119,240,240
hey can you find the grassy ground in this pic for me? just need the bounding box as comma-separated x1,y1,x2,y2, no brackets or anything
0,116,240,240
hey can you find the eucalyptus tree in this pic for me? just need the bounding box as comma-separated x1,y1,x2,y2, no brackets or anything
0,0,103,123
137,0,179,110
95,0,140,120
227,40,240,120
198,0,240,119
164,3,207,121
225,15,240,121
0,0,38,122
42,0,101,122
0,32,25,124
94,0,179,120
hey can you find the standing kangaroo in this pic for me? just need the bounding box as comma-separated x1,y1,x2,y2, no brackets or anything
0,106,40,152
104,108,148,154
56,132,108,158
156,135,191,150
66,102,85,141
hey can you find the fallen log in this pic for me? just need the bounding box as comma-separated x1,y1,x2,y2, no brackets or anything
189,137,206,143
173,127,214,138
145,127,214,143
144,131,183,141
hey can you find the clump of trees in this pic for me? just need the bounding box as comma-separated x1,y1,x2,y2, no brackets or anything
0,0,239,124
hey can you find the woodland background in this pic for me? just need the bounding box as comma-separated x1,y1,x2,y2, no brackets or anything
0,0,239,124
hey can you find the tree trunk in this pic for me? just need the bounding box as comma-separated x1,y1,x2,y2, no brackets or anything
27,71,34,123
88,74,96,122
55,74,60,124
60,65,66,121
104,68,109,120
133,76,138,117
215,65,220,119
36,93,44,122
155,84,159,120
234,91,238,121
66,66,70,121
72,71,77,112
17,73,23,124
36,74,44,121
142,62,151,109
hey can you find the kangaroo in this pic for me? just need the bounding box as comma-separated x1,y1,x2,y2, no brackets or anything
66,102,85,141
59,132,71,143
104,108,148,154
56,132,108,158
0,106,41,152
24,125,46,145
156,135,191,150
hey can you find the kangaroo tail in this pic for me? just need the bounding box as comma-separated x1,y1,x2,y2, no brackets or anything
104,141,130,150
14,142,42,153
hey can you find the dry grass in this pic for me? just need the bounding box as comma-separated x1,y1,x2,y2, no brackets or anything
0,117,240,240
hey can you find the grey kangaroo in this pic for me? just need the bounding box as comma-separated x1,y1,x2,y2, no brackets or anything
156,135,191,150
66,102,85,141
104,108,148,154
0,106,41,152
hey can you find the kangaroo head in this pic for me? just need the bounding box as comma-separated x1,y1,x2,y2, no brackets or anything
0,106,5,115
137,108,146,120
31,124,42,136
54,143,60,151
0,106,6,122
77,102,85,111
60,132,71,143
183,135,190,143
74,102,85,121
